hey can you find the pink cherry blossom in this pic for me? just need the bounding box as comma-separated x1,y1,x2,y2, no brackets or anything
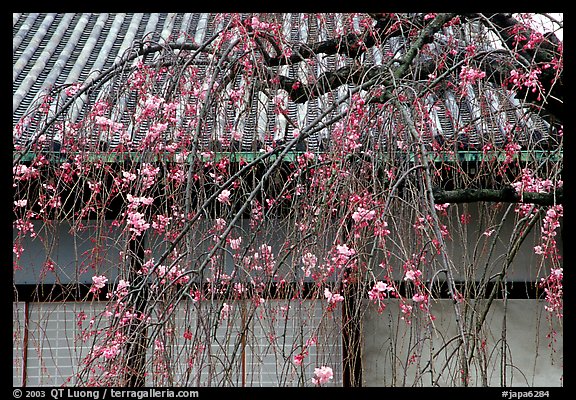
92,275,108,289
368,281,394,302
217,189,231,205
127,194,154,209
13,164,39,182
312,365,333,385
324,288,344,304
214,218,226,231
126,210,150,236
404,269,422,281
459,65,486,93
220,303,231,320
540,267,563,318
293,352,306,365
231,130,243,141
336,244,354,257
137,163,160,190
94,115,124,133
374,220,391,237
534,245,544,255
112,279,130,300
229,237,242,250
152,214,171,233
483,229,495,237
434,203,450,213
400,303,413,319
351,206,376,223
14,199,28,207
412,293,426,303
121,170,136,183
375,281,388,292
91,275,108,293
301,252,317,277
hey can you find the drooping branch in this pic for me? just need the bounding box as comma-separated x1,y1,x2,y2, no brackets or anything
433,187,563,206
465,13,563,123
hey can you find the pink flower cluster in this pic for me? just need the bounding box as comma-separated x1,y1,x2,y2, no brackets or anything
534,205,563,258
540,267,563,318
92,335,123,360
503,142,522,165
152,214,171,234
404,268,422,282
90,275,108,295
374,219,391,238
127,194,154,208
368,281,394,307
352,206,376,225
247,15,271,31
413,215,432,231
301,252,317,278
324,288,344,311
333,244,355,265
220,303,231,320
257,244,276,275
229,237,242,251
156,264,190,285
94,115,124,133
511,168,561,218
138,94,164,121
217,189,232,205
14,219,36,238
312,365,333,385
400,302,413,322
168,165,186,185
508,68,543,96
293,336,317,366
137,163,160,190
329,94,366,153
240,244,277,277
141,122,168,148
434,203,450,215
13,164,39,182
459,65,486,93
313,244,357,280
126,211,150,236
115,279,130,299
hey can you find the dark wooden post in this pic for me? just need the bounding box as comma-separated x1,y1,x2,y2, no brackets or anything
342,275,363,386
124,232,148,387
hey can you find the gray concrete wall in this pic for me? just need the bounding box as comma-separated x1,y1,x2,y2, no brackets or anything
14,203,562,285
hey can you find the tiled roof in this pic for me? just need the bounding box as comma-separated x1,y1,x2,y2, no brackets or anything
13,13,552,154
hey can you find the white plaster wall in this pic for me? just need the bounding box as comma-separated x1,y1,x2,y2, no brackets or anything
362,299,563,387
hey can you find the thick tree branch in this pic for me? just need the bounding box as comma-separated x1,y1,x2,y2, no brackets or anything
265,13,562,124
267,32,377,66
264,14,404,66
433,187,563,206
364,13,458,104
268,13,456,104
271,64,386,103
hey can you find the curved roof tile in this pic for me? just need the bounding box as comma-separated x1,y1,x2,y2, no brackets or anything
13,13,553,154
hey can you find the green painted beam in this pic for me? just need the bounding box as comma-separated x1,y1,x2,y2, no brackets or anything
13,150,562,164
